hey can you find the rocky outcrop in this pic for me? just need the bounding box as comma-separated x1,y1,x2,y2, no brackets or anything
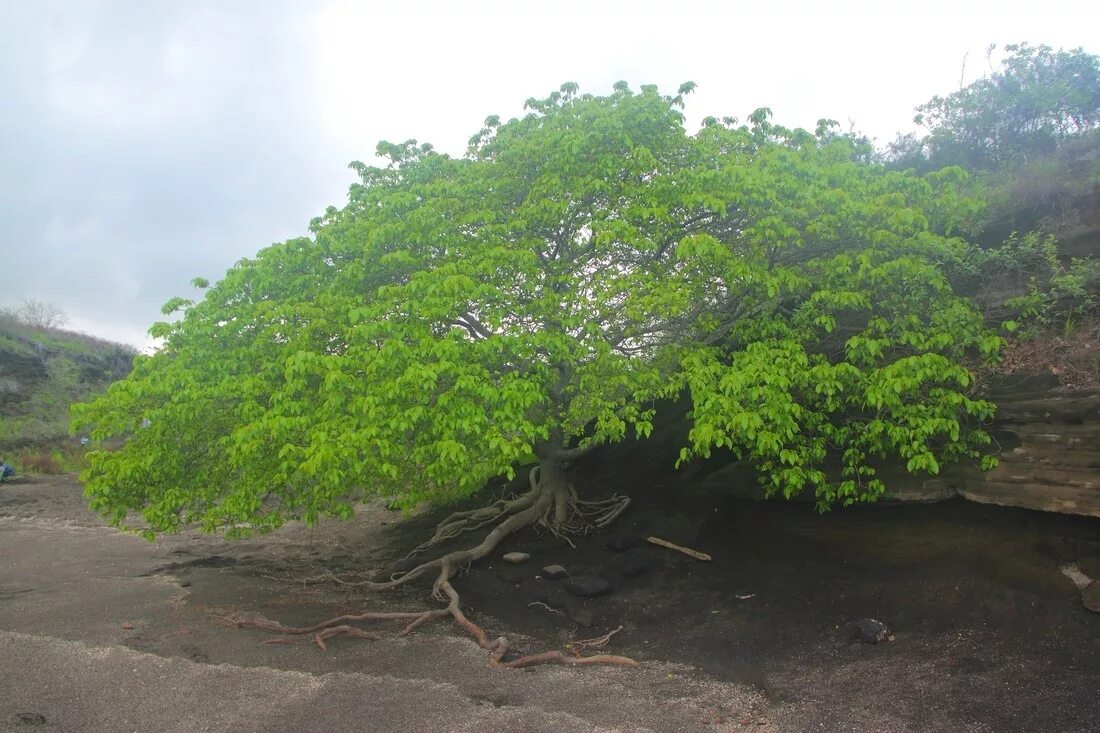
881,375,1100,518
594,374,1100,519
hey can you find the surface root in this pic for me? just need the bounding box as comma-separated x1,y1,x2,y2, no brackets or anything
236,470,636,669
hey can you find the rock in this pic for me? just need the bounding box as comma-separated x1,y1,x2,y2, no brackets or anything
542,564,568,579
1061,563,1094,590
563,575,611,597
502,552,530,564
1083,581,1100,613
854,618,893,644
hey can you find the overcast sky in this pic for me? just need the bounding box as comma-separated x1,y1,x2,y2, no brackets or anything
2,0,1097,348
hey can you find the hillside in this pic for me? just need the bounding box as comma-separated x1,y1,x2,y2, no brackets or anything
0,317,134,466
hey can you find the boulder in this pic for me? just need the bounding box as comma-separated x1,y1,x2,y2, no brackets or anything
501,552,530,564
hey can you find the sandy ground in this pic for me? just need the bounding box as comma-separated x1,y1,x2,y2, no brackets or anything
0,477,770,732
1,475,1097,732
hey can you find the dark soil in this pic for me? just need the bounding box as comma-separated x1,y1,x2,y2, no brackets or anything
373,462,1100,732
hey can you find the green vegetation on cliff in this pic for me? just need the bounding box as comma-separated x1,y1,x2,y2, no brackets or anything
0,311,134,469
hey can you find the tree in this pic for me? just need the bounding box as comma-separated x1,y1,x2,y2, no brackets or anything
1,299,68,330
73,83,998,666
888,44,1100,171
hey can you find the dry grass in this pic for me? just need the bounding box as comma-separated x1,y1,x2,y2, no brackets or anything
7,445,89,476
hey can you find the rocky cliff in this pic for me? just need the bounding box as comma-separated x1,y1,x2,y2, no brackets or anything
886,375,1100,518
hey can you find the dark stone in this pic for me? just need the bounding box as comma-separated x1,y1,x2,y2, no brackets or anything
563,575,611,597
179,580,192,588
542,564,568,580
854,617,892,644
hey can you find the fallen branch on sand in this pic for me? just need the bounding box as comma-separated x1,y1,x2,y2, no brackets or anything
646,536,712,561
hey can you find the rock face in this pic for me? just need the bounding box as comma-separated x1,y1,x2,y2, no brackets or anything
883,377,1100,518
697,376,1100,518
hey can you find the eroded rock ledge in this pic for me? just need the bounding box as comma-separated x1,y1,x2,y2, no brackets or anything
887,376,1100,518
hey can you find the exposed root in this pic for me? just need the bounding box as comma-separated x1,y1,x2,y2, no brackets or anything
528,601,565,615
237,462,637,669
437,579,637,669
402,488,539,560
570,624,624,652
575,495,631,529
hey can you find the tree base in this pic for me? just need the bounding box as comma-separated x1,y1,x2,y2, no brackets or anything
235,464,635,668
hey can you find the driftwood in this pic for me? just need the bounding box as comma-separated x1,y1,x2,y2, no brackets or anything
646,536,712,561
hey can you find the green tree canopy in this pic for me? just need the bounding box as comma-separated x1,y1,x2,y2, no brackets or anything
73,83,998,542
889,43,1100,171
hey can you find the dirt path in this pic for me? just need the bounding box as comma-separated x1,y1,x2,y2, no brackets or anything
1,475,1098,731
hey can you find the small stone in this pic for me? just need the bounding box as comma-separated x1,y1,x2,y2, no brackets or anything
563,575,611,597
502,552,530,564
542,564,569,580
1083,581,1100,614
854,617,892,644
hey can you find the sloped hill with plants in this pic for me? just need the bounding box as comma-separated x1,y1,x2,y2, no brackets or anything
0,306,134,472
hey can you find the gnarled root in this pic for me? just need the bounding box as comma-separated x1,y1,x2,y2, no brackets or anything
237,464,636,669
